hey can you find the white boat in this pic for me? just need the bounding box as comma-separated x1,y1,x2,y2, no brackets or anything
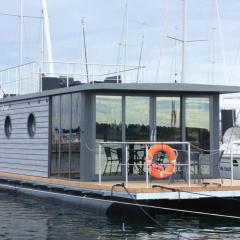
220,127,240,179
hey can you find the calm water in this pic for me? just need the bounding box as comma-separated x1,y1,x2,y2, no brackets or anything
0,190,240,240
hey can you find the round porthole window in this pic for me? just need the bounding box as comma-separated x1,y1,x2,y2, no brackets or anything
28,113,36,138
4,116,12,138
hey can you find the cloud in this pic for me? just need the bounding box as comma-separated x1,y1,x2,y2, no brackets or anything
1,0,240,86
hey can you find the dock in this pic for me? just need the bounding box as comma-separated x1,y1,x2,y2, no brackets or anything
1,172,240,201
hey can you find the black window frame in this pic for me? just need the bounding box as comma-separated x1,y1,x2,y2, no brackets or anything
27,113,36,138
4,115,12,138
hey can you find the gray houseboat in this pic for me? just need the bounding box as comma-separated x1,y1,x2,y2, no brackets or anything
0,81,230,180
1,65,240,217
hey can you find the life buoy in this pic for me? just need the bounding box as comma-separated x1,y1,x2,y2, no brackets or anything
146,144,176,179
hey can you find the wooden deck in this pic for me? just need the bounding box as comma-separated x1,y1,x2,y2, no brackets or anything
1,171,240,194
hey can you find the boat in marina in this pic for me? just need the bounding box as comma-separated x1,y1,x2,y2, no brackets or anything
2,1,240,219
1,63,240,217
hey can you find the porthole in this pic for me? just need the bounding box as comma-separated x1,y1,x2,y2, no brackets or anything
28,113,36,138
4,116,12,138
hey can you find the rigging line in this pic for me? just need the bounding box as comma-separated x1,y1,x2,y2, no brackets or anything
228,41,240,83
215,0,228,84
81,18,89,83
207,1,214,84
36,15,43,61
116,6,126,68
0,12,42,19
136,23,145,83
167,37,176,83
155,0,170,83
116,0,128,82
22,18,31,62
189,143,220,153
174,36,178,82
152,184,240,203
111,183,192,240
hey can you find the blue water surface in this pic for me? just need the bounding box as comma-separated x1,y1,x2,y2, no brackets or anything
0,189,240,239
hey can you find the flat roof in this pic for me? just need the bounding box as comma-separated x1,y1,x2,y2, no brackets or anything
1,82,240,103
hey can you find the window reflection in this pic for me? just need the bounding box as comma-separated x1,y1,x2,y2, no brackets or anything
126,96,149,175
71,93,81,179
96,95,122,176
156,97,181,142
96,96,122,142
185,97,210,150
51,93,81,179
51,96,60,176
60,94,71,178
126,96,149,141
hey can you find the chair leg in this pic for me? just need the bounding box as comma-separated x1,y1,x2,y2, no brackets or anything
103,161,109,176
110,161,112,175
115,163,120,175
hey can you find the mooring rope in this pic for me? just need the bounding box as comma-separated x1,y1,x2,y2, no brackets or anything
111,183,192,240
152,184,240,202
111,183,240,220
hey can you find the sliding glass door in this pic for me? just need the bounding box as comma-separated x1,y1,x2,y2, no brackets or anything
50,93,81,179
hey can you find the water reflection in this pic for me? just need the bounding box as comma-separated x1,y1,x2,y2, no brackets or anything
1,190,240,239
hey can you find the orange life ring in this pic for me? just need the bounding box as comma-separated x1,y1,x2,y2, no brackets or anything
146,144,176,179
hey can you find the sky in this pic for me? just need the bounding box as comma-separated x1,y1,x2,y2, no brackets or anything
1,0,240,86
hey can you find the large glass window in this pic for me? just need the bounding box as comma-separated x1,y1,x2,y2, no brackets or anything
125,96,150,141
185,97,210,150
156,97,181,142
51,96,60,177
126,96,149,175
50,93,81,179
96,95,122,176
60,94,71,178
71,93,81,179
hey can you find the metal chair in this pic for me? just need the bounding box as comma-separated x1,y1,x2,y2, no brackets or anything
169,150,188,183
103,147,122,175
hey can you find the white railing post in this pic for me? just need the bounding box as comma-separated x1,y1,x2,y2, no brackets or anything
188,142,191,187
230,143,233,186
67,75,69,88
146,144,149,188
125,144,128,188
98,144,102,185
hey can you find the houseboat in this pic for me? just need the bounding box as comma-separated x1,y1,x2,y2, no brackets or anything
1,62,240,217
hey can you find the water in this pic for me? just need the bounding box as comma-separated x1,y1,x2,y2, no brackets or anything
0,190,240,239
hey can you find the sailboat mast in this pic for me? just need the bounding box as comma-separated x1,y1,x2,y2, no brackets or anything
181,0,187,83
19,0,23,66
17,0,24,95
42,0,54,74
123,0,128,83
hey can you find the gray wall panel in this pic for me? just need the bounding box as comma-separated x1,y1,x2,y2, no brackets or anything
0,167,48,177
0,97,49,177
0,139,48,144
0,143,48,150
0,159,48,166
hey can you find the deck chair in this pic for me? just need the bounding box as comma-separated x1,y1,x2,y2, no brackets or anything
103,147,122,175
169,150,188,183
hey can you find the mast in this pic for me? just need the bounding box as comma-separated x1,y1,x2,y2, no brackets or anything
42,0,54,74
123,0,128,83
19,0,23,66
181,0,187,83
18,0,23,95
81,18,89,83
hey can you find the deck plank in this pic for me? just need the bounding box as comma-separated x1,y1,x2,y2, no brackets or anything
0,171,240,194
